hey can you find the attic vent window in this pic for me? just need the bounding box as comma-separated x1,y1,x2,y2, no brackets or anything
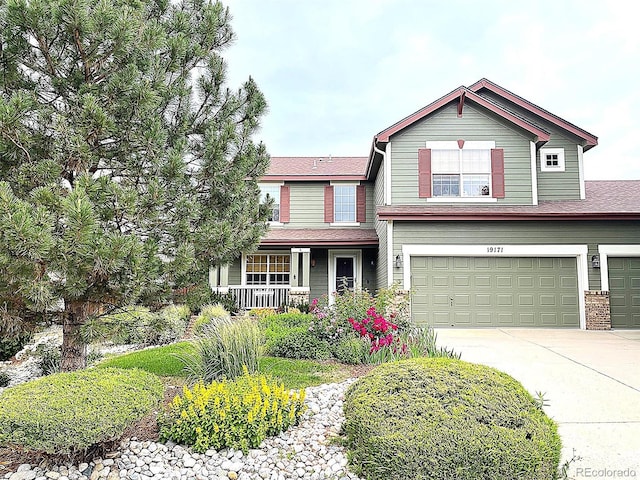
540,148,565,172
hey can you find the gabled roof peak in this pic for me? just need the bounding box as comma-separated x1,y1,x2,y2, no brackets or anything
374,85,550,144
469,78,598,150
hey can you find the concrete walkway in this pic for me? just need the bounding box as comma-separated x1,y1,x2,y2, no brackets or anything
434,328,640,479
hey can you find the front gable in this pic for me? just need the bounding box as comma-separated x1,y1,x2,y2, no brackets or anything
371,80,599,206
386,101,537,205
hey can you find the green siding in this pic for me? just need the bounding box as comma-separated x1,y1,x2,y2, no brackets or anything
374,162,388,287
480,91,583,201
389,103,535,205
228,259,242,285
284,181,375,228
537,135,581,200
391,220,640,290
309,249,328,300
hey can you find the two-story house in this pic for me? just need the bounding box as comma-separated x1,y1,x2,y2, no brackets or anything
210,79,640,330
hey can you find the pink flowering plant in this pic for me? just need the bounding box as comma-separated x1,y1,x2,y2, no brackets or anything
348,307,413,363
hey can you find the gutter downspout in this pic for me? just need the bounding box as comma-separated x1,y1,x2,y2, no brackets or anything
373,141,395,288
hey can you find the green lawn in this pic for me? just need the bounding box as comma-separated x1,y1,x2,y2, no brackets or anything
97,342,354,389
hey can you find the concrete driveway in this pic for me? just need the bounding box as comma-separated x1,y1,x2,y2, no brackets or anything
434,328,640,479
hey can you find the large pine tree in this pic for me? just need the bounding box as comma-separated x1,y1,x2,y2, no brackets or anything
0,0,270,370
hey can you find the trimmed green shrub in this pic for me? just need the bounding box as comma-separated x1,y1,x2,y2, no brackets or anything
182,317,261,382
331,337,368,365
266,329,331,360
159,373,306,453
0,331,33,361
259,313,330,360
193,303,230,336
0,367,163,456
343,358,561,480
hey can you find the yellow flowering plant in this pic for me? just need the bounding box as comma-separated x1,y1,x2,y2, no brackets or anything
159,370,306,453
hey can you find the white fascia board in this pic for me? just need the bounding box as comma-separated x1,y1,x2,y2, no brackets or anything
530,141,538,205
384,142,391,205
598,245,640,291
578,145,585,200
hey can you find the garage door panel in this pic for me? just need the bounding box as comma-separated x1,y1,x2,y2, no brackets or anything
519,313,535,326
518,276,534,288
497,294,513,306
475,294,491,307
454,312,472,325
609,257,640,329
518,294,534,306
433,276,449,287
411,256,579,328
539,276,556,288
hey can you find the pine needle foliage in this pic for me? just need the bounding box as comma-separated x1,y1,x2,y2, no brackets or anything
0,0,271,369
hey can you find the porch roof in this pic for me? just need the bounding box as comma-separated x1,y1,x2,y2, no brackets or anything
261,228,379,246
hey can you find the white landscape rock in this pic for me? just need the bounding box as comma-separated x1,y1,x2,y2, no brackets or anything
2,380,364,480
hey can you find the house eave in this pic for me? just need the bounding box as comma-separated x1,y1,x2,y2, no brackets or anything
376,212,640,221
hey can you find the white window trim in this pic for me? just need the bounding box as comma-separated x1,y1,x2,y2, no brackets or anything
425,140,496,200
258,182,284,225
427,197,497,203
401,244,589,329
241,251,291,287
330,181,360,226
540,148,565,172
597,245,640,291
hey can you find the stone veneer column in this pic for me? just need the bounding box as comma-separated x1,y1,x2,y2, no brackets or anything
585,291,611,330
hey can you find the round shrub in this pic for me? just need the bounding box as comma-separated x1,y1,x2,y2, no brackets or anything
331,337,368,365
0,367,163,456
266,329,331,360
343,358,561,480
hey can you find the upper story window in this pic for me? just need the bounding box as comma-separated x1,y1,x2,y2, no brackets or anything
324,183,366,224
245,253,290,285
432,148,491,197
334,185,356,222
259,184,280,222
540,148,565,172
419,141,504,200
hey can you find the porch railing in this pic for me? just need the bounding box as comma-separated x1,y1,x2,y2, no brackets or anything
229,285,290,310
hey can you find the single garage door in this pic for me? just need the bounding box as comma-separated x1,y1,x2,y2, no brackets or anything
608,257,640,328
411,256,579,327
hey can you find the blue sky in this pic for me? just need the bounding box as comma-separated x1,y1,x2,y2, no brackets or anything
224,0,640,180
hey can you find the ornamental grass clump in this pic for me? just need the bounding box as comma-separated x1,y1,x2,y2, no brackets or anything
182,316,262,383
343,358,561,480
159,372,306,453
0,368,163,457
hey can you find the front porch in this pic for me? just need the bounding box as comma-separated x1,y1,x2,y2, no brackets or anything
209,247,378,310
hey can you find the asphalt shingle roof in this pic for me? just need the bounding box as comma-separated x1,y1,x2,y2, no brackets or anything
377,181,640,220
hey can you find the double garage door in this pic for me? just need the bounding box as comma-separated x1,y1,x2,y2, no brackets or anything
609,257,640,328
411,256,579,328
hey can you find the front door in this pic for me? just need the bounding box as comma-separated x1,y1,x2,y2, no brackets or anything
335,257,355,294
